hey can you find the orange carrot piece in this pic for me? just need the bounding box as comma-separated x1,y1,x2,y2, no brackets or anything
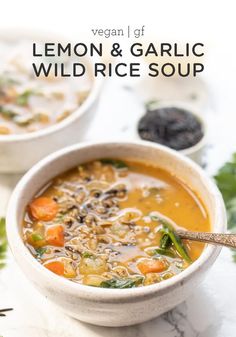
45,261,64,276
29,197,58,221
46,225,64,247
138,259,167,274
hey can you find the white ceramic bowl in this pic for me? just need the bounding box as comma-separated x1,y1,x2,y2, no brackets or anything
0,30,102,173
6,141,226,327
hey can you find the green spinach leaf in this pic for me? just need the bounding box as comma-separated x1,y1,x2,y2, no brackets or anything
215,154,236,229
160,234,172,249
214,154,236,260
100,159,128,169
153,247,176,258
35,247,47,258
0,218,7,269
100,277,143,288
0,106,18,119
16,90,35,106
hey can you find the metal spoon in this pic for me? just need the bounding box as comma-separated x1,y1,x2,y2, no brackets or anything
176,230,236,249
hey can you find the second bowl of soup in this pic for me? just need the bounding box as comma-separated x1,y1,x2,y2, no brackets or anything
0,30,102,173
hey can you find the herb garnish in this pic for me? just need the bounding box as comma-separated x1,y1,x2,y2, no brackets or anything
100,159,128,169
153,248,176,258
0,106,18,119
159,223,192,263
82,251,94,258
215,153,236,260
150,214,192,263
16,90,35,106
100,277,143,289
35,247,47,258
160,234,172,249
0,218,7,269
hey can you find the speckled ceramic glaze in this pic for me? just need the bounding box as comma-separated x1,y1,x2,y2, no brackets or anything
6,141,227,327
0,30,102,173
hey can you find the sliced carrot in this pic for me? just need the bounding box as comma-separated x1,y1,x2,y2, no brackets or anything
138,259,167,274
45,261,64,276
46,225,64,247
29,197,58,221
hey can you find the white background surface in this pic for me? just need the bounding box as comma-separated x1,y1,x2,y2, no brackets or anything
1,1,236,336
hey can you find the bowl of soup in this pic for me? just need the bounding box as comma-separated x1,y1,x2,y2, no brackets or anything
6,141,226,326
0,30,102,173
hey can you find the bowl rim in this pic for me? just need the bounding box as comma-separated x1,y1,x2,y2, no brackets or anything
6,140,227,302
0,28,103,143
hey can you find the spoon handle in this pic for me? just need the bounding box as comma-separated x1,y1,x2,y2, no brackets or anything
176,231,236,249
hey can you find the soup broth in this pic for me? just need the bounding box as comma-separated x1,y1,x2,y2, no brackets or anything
22,159,210,288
